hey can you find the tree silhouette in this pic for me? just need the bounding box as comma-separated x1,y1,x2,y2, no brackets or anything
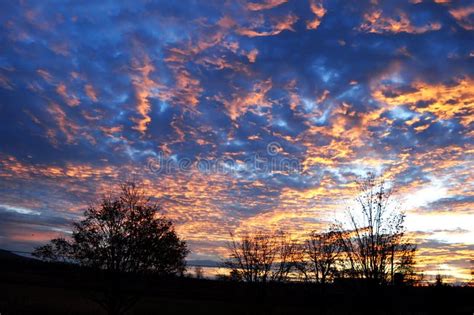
194,266,204,279
225,231,299,283
470,259,474,287
33,182,189,314
435,273,444,287
31,237,72,263
34,182,188,275
300,231,341,284
334,173,416,285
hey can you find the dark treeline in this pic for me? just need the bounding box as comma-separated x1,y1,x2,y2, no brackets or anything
1,248,473,315
3,173,471,314
225,173,419,286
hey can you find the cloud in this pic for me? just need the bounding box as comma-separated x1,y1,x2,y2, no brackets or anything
404,180,449,209
130,56,156,134
237,14,299,37
217,79,273,121
449,5,474,30
373,78,474,127
0,204,40,215
84,84,98,102
306,0,326,30
56,83,80,107
246,48,259,62
0,73,14,90
359,10,441,34
246,0,288,11
46,102,81,144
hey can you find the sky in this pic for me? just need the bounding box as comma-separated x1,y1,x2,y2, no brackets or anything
0,0,473,283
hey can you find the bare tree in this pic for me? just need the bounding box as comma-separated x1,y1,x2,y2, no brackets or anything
334,173,417,285
470,259,474,287
272,232,301,282
194,266,204,279
225,232,276,283
225,231,299,283
392,240,417,285
301,231,341,284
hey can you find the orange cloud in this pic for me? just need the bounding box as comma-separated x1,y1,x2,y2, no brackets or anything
56,83,80,107
36,69,53,83
246,0,288,11
197,56,247,74
247,48,259,63
218,16,237,29
306,0,326,30
130,55,161,134
218,79,273,121
237,14,298,37
359,10,441,34
373,78,474,127
50,41,69,56
173,68,202,108
0,73,14,90
449,5,474,30
10,229,63,243
284,79,300,111
46,102,80,144
99,125,123,137
84,84,98,102
0,154,117,183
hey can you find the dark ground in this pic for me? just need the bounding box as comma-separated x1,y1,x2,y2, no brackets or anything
0,250,473,315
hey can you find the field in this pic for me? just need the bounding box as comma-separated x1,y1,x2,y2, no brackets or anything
1,251,473,315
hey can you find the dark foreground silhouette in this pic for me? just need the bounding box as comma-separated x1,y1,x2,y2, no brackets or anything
1,250,473,315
